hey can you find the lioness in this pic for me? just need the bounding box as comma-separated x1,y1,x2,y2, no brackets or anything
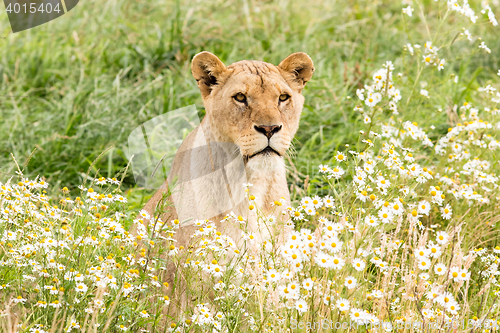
137,51,313,317
142,51,313,246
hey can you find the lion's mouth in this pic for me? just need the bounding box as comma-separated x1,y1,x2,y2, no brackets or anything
248,146,281,159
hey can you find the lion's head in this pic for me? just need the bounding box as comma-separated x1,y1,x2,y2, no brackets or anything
191,52,314,166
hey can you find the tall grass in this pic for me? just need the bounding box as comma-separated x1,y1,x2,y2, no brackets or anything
1,0,499,206
1,0,500,332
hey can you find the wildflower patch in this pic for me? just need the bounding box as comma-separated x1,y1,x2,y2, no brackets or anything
2,1,500,332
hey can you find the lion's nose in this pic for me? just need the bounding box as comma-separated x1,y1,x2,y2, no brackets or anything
254,124,282,139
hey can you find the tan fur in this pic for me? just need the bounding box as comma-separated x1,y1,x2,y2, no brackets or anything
143,52,313,242
139,52,314,311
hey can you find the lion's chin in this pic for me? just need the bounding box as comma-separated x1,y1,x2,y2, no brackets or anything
243,147,284,170
244,151,285,174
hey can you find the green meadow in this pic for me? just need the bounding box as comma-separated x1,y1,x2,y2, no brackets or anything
1,0,498,205
2,1,500,331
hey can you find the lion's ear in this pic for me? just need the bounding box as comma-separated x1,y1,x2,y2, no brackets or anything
191,52,228,99
278,52,314,92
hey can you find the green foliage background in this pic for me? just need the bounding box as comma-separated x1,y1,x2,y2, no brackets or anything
0,0,498,207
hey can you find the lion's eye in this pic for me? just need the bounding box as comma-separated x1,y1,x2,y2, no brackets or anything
279,94,290,102
233,93,247,103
